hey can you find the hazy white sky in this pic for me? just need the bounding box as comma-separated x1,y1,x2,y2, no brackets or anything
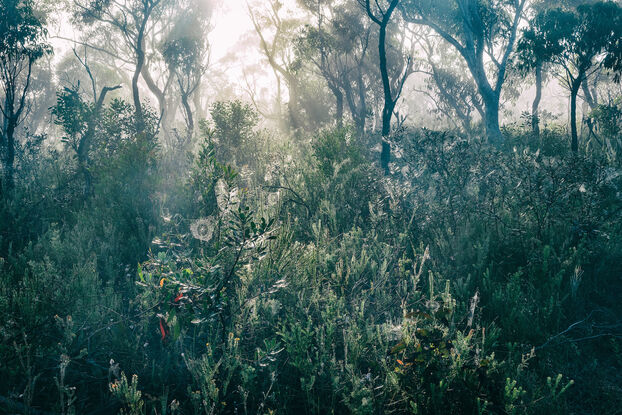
210,0,253,62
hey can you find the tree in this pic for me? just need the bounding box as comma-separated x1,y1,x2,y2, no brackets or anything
73,0,164,132
161,4,210,140
52,82,121,197
517,27,546,138
402,0,527,144
0,0,51,195
248,0,306,130
516,0,565,138
295,2,348,128
415,35,484,132
295,0,377,134
518,2,622,152
209,100,260,168
361,0,413,174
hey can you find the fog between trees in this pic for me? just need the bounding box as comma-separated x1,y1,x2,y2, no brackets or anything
1,0,622,413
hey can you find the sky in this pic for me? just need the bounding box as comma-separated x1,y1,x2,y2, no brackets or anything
209,0,253,62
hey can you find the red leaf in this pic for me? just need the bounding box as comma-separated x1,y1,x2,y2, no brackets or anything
174,292,183,302
159,318,167,340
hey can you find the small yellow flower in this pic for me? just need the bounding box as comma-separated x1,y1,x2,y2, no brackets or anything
159,278,165,287
234,337,240,342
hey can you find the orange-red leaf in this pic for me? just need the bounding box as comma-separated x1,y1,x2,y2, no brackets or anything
159,318,167,340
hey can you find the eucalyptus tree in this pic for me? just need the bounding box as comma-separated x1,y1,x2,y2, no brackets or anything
517,0,567,138
516,23,546,137
517,1,622,152
295,0,377,133
295,1,348,128
401,0,527,145
52,83,121,197
72,0,165,132
0,0,52,195
331,2,387,136
248,0,307,130
360,0,414,173
415,34,483,132
161,1,211,140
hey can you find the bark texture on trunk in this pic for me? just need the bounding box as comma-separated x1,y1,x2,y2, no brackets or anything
5,122,15,194
570,77,582,153
479,84,502,144
367,0,401,174
132,48,145,132
532,63,542,138
335,88,344,129
181,92,194,139
327,83,344,128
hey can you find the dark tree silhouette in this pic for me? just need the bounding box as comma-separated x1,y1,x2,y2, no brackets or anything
0,0,51,195
362,0,412,174
402,0,527,145
518,2,622,152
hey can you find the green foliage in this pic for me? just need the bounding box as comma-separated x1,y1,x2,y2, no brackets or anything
4,2,622,414
52,87,92,142
2,113,622,415
186,126,239,217
0,0,52,194
518,2,622,75
586,98,622,162
110,372,145,415
209,100,260,165
0,0,51,61
287,127,384,236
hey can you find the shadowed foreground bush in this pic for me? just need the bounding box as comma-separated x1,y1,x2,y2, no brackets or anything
1,126,621,414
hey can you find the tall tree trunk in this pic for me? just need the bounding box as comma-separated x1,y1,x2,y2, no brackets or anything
193,91,204,123
357,70,367,136
532,62,542,138
327,83,344,128
141,66,166,113
581,78,597,139
365,0,401,174
78,85,121,197
343,74,367,136
378,14,392,174
132,16,149,133
570,77,582,153
132,48,145,132
286,80,301,131
581,77,597,111
0,97,7,198
180,92,194,139
482,91,502,144
335,88,344,129
2,92,17,194
5,121,15,194
380,105,393,173
462,54,504,144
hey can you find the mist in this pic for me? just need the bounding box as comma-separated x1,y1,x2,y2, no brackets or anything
1,0,621,413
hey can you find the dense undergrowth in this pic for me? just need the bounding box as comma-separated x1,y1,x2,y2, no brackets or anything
1,103,621,414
